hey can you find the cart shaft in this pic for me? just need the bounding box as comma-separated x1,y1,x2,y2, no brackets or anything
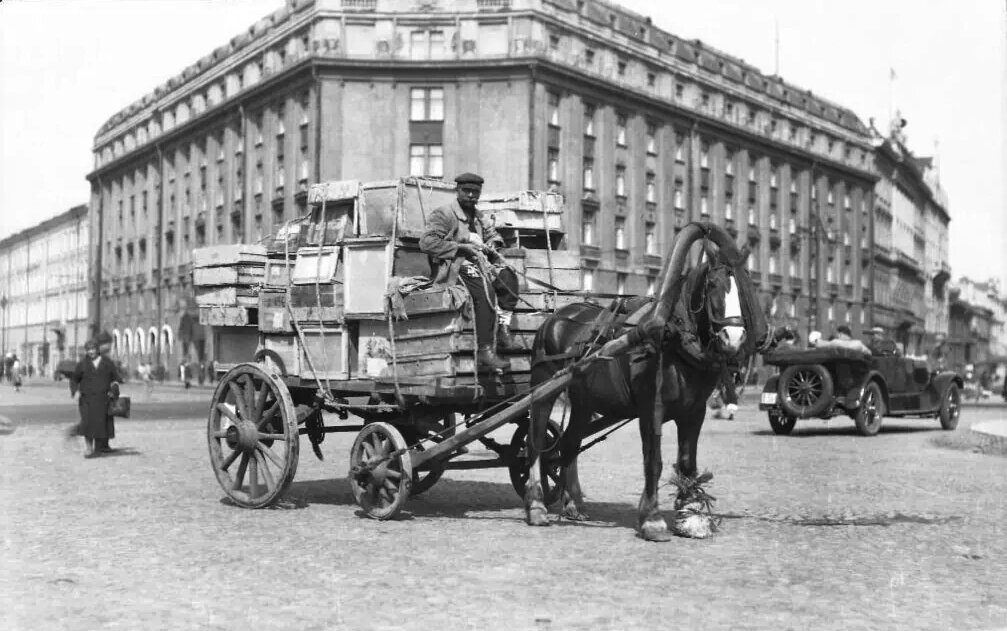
410,371,574,468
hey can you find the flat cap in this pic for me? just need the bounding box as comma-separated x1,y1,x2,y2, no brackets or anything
869,326,884,334
455,172,484,186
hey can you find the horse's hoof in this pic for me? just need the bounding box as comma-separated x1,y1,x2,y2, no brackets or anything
561,509,591,522
526,507,550,527
673,513,716,539
638,518,673,542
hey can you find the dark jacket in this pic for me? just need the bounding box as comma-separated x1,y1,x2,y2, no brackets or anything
419,200,504,282
70,355,121,441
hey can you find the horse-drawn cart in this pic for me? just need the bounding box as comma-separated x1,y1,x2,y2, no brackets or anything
197,177,621,517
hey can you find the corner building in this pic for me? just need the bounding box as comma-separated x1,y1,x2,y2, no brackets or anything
88,0,877,377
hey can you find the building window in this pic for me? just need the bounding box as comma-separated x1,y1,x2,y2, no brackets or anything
549,33,560,50
827,303,834,321
769,212,778,229
770,167,778,188
769,253,777,273
547,149,560,184
748,164,756,182
645,171,656,203
646,122,657,154
582,208,596,245
409,144,443,177
617,60,627,76
725,151,734,176
645,221,656,254
674,186,684,209
844,193,851,209
584,48,595,64
548,91,561,127
615,166,626,197
615,216,626,249
700,92,710,107
725,198,733,220
789,256,797,276
700,193,709,216
675,82,684,99
748,206,756,226
674,134,685,163
583,268,595,291
584,103,595,136
583,159,594,190
616,273,627,295
410,30,446,60
410,88,444,121
646,72,656,87
700,143,709,169
616,114,627,146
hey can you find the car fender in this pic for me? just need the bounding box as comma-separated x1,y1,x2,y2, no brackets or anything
763,375,779,394
849,371,889,411
931,371,964,398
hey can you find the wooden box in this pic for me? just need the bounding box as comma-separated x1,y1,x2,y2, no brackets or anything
358,178,456,239
195,286,258,308
299,327,353,381
199,306,255,327
263,256,296,287
213,326,260,369
193,265,265,287
292,246,340,285
261,334,301,377
343,238,392,318
502,248,582,292
192,244,266,268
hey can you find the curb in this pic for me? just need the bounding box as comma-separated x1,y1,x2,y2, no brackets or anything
971,421,1007,449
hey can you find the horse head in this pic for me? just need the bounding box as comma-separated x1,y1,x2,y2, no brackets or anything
690,246,748,357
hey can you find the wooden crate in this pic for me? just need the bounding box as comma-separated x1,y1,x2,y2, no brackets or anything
298,327,353,381
289,283,342,309
377,353,532,379
263,257,296,287
343,238,392,317
261,334,301,377
357,179,456,239
192,244,266,268
502,248,582,292
291,246,340,285
213,326,260,368
193,266,265,287
195,286,258,307
199,306,256,327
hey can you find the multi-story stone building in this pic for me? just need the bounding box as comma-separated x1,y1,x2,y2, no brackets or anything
869,117,951,358
948,277,1007,386
0,205,90,377
87,0,877,377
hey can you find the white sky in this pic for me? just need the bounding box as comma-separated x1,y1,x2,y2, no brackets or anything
1,0,1004,286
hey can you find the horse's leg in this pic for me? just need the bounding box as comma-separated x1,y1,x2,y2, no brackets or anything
558,399,592,521
636,405,673,542
671,408,717,539
524,391,555,527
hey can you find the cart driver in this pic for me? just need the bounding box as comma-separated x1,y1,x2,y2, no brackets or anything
419,172,520,371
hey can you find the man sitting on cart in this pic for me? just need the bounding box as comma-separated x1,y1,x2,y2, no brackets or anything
420,172,520,371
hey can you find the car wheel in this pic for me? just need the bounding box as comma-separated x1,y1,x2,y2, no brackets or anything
854,381,884,436
777,364,834,419
768,413,797,435
938,383,961,430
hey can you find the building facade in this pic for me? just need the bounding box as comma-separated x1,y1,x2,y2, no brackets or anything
869,118,951,358
88,0,878,377
0,205,90,377
948,277,1007,384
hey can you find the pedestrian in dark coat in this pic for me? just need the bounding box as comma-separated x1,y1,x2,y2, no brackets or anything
69,338,121,458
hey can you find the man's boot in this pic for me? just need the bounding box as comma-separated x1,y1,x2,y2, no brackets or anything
477,346,510,372
496,323,522,353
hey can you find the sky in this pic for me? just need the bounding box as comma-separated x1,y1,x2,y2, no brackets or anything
1,0,1004,286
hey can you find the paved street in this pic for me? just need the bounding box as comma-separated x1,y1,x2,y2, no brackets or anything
1,383,1005,631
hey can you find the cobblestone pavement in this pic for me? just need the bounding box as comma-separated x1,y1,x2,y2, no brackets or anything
1,398,1005,631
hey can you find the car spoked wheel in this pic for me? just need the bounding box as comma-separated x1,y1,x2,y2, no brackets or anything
778,364,834,418
938,383,961,430
854,381,884,436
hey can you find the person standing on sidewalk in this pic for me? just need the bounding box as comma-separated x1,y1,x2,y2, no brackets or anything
68,336,121,458
10,355,22,392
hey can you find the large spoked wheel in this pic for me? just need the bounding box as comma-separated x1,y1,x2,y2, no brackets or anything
207,363,299,508
403,415,456,497
508,418,565,507
768,412,797,435
778,364,834,419
854,381,885,436
938,383,961,430
349,422,413,520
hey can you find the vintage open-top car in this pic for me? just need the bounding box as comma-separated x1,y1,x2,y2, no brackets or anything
758,340,964,436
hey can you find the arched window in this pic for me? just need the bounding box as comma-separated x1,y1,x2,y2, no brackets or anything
148,327,158,355
135,328,145,355
161,324,174,356
112,330,121,357
123,332,133,357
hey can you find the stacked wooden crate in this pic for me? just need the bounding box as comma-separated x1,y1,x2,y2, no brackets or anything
193,244,267,326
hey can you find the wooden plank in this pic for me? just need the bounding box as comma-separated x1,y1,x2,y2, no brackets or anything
195,286,257,307
192,244,267,268
378,353,532,378
298,328,351,380
289,283,342,308
193,266,265,287
518,267,582,292
199,307,253,327
386,330,536,356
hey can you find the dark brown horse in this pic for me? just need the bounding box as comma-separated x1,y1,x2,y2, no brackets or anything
524,223,766,541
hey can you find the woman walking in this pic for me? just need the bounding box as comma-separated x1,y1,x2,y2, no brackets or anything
69,337,122,458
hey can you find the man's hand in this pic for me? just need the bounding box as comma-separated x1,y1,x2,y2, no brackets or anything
455,243,480,260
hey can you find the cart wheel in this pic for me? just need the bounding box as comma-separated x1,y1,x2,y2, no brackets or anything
349,422,413,520
405,415,456,497
207,363,299,508
508,419,564,506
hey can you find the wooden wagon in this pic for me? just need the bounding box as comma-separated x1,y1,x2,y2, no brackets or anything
197,177,626,518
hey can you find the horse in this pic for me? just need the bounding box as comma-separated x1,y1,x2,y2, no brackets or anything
523,222,766,541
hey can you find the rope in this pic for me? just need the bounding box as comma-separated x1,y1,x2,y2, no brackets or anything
312,198,333,394
385,182,405,409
